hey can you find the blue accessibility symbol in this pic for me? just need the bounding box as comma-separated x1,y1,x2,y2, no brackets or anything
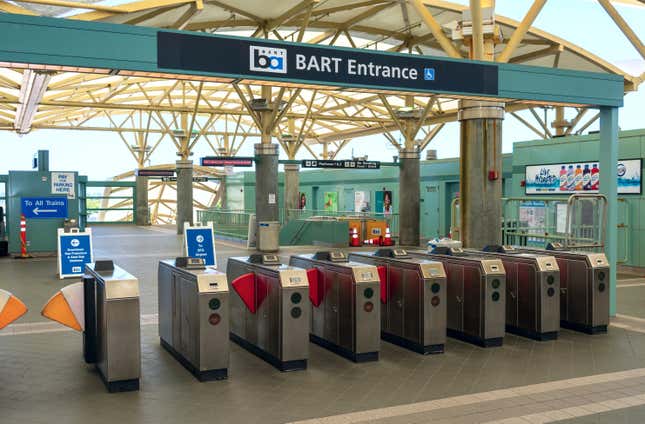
424,68,435,81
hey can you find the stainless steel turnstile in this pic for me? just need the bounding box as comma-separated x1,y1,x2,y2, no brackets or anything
158,258,229,381
290,251,380,362
516,243,609,334
85,261,141,392
478,245,560,341
226,254,310,371
349,249,447,354
410,248,506,347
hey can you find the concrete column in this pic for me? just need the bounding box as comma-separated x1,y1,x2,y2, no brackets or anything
283,163,300,222
399,148,421,247
176,160,193,234
458,100,504,248
599,107,618,316
135,175,149,226
254,143,279,223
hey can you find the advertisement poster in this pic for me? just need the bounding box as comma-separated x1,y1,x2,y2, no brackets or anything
519,201,546,243
323,192,338,212
299,192,307,209
375,190,393,215
525,159,642,195
354,191,370,212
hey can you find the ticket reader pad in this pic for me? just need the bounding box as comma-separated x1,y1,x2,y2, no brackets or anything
290,251,381,363
158,257,229,381
515,243,609,334
0,289,28,330
349,249,447,355
226,254,310,372
410,248,506,347
480,245,560,341
41,260,141,393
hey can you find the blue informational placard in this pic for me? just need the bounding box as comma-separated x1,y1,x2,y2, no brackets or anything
185,224,216,267
57,229,93,279
22,197,68,219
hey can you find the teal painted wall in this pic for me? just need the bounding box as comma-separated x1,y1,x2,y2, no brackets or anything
512,129,645,267
226,129,645,266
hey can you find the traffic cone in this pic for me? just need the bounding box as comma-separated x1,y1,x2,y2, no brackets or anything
383,227,394,246
14,214,32,259
350,227,361,247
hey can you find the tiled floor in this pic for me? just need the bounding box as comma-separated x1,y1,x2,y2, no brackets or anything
1,225,645,423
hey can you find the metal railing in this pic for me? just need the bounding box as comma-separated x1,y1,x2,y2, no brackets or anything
197,209,254,239
284,209,399,237
450,194,613,252
83,181,136,224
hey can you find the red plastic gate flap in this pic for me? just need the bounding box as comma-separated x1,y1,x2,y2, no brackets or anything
377,266,388,304
306,268,324,307
231,273,257,314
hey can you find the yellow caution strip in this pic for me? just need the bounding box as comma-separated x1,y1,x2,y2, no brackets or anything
0,289,28,330
41,282,84,331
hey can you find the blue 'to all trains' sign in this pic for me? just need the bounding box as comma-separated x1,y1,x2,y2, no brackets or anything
22,197,68,219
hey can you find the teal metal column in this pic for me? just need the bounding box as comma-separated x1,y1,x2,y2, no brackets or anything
599,107,618,316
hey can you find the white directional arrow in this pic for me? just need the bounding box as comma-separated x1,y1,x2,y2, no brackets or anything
33,208,57,215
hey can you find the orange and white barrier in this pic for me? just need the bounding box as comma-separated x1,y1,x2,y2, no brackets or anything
0,289,28,329
41,282,84,331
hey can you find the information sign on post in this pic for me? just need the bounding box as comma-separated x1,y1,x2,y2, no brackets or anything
184,222,217,267
57,228,93,279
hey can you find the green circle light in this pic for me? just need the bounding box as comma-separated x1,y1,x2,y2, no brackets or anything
209,298,221,310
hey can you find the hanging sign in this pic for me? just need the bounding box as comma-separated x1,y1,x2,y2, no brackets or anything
57,228,93,279
301,160,380,169
184,222,217,267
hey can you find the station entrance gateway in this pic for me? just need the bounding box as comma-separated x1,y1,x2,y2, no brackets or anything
0,13,624,313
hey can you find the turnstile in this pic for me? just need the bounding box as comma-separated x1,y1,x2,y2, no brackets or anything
0,289,28,330
290,251,380,362
158,258,229,381
409,248,506,347
348,249,447,354
478,246,560,341
226,254,310,371
42,260,141,393
515,243,609,334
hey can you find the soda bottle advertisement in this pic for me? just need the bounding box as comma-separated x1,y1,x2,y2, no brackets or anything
525,159,641,194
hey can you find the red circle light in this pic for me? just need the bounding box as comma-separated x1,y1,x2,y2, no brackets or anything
431,296,440,307
209,313,221,326
364,302,374,312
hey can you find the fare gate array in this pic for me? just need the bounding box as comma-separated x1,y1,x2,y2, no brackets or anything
4,246,611,389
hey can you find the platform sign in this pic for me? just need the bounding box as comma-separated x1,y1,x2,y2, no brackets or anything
21,197,68,219
57,228,93,279
301,160,380,169
184,222,217,267
51,172,75,199
200,156,254,167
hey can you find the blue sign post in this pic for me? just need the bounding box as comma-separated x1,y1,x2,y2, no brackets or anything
22,197,68,219
57,228,93,279
184,223,217,267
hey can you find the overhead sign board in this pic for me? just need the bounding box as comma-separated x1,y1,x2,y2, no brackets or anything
21,197,68,219
51,172,75,199
161,176,209,182
57,228,93,279
158,32,499,96
200,156,254,167
525,159,642,195
135,169,175,177
301,160,380,169
184,222,217,267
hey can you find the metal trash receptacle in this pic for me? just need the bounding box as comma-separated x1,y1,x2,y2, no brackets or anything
258,221,280,252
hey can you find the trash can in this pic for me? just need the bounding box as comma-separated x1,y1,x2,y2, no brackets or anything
257,221,280,252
